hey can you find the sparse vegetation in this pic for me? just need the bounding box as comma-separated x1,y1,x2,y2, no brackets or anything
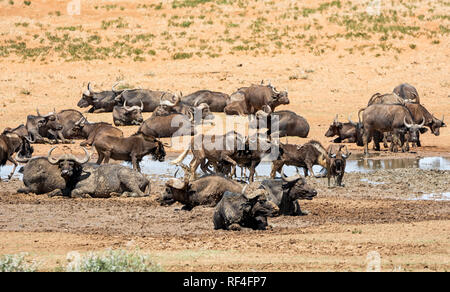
0,253,37,272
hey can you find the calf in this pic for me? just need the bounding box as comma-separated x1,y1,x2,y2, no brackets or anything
94,132,166,172
326,145,351,187
213,191,279,231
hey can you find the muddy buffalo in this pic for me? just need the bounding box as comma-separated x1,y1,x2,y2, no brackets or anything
214,191,279,230
113,101,144,126
70,117,123,147
78,82,121,113
181,90,230,112
325,115,357,143
393,83,420,104
243,83,289,114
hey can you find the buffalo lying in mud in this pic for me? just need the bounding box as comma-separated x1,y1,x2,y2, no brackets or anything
163,171,317,215
18,148,150,198
114,88,175,112
255,107,309,139
213,191,279,231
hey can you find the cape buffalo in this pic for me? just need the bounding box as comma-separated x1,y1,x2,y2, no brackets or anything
181,90,230,112
367,92,408,106
255,108,310,139
393,83,420,104
213,191,279,231
325,115,357,143
224,100,248,116
34,147,151,198
261,173,317,216
163,174,246,210
359,104,426,154
94,132,166,172
112,101,144,126
244,83,289,114
138,112,202,138
78,82,121,113
26,111,64,144
114,89,175,112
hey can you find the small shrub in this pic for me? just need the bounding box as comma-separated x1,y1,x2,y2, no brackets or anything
172,52,193,60
0,253,37,272
23,0,31,5
66,250,162,272
409,44,416,49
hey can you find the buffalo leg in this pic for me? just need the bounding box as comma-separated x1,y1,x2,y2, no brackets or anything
102,151,111,164
270,161,283,178
363,130,372,155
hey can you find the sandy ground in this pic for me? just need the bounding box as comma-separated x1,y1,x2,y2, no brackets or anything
0,0,449,271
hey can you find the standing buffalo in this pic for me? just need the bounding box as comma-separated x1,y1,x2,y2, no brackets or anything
70,117,123,147
0,130,34,180
113,101,144,126
213,191,279,230
78,82,122,113
393,83,420,104
359,104,426,154
94,132,166,172
243,83,289,114
367,92,408,106
138,112,204,138
181,90,230,112
325,115,357,143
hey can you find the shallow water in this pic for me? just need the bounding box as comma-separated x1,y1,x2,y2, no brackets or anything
2,154,450,183
408,192,450,201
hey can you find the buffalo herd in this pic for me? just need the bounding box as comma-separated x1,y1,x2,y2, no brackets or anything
0,81,446,230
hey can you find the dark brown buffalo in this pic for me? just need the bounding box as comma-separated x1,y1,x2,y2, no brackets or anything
393,83,420,104
326,145,351,187
244,83,289,114
0,131,34,180
112,101,144,126
78,82,122,113
155,95,213,120
70,117,123,147
224,100,248,116
181,90,230,112
324,115,357,143
270,140,328,178
94,132,166,172
359,104,426,154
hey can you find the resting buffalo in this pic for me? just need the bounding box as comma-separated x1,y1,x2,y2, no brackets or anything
70,117,123,147
114,89,175,112
94,132,166,172
213,191,279,230
78,82,121,113
23,147,151,198
155,95,213,120
244,83,289,114
393,83,420,104
113,101,144,126
138,113,201,138
224,100,248,116
359,104,426,154
25,112,63,144
270,140,328,178
261,173,317,216
0,131,34,180
181,90,229,112
325,115,357,143
326,145,351,187
255,108,310,139
163,174,245,210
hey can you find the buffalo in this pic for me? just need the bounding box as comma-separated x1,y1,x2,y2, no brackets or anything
244,82,289,114
325,115,357,143
78,82,121,113
181,90,230,112
25,111,63,144
112,101,144,126
70,117,123,147
213,191,279,230
114,88,175,112
255,107,310,139
138,112,204,138
393,83,420,104
326,145,351,187
0,130,34,180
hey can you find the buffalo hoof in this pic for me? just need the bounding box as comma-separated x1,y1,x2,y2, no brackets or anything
299,210,310,216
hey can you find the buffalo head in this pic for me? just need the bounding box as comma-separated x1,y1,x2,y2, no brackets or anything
404,117,426,142
281,173,317,200
47,147,90,180
325,115,343,137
